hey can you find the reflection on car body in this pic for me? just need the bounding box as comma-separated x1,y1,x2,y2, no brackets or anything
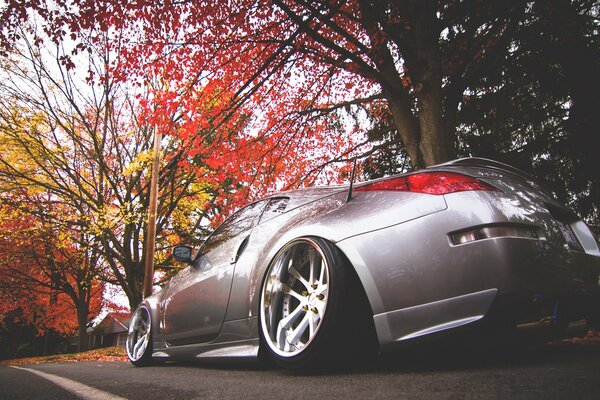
126,157,600,370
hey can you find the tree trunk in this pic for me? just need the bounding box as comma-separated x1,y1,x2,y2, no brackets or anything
416,80,453,166
406,1,454,167
386,93,423,168
76,303,89,352
383,0,455,169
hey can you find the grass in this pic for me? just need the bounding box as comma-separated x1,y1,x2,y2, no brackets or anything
0,346,127,366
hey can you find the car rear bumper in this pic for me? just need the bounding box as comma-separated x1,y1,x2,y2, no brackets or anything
336,192,600,353
373,286,600,353
372,288,498,351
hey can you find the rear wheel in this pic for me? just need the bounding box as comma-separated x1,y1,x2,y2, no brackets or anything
259,237,375,371
126,306,153,367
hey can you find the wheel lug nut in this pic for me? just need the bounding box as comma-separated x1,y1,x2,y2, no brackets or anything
302,290,308,296
311,284,318,290
316,294,324,301
311,307,318,314
302,305,309,311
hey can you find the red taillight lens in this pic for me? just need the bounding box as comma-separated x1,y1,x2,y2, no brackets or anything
354,172,498,195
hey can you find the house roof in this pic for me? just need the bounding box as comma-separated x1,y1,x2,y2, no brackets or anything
89,312,131,334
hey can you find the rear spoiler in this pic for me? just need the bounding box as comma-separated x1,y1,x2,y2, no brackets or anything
433,157,535,181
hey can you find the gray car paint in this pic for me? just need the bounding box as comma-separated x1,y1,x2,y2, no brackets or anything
136,157,600,361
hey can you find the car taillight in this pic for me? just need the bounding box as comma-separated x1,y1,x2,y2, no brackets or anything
354,172,499,195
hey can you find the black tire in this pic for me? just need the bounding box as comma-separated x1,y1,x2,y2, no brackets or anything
259,237,376,371
126,306,154,367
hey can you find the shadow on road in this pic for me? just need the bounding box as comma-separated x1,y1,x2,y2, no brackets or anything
148,341,600,377
373,342,600,374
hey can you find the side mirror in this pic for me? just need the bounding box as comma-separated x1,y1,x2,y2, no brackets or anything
173,245,193,263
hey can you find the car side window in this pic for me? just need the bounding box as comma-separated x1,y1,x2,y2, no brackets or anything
259,197,290,224
200,200,267,255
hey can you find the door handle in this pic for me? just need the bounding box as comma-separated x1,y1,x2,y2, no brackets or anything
230,236,250,264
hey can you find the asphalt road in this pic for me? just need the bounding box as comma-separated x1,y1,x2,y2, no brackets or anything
1,344,600,400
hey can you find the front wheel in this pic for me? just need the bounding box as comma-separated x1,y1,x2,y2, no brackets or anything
260,237,373,371
126,306,154,367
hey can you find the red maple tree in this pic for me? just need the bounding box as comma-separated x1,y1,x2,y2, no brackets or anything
2,1,373,186
0,200,104,351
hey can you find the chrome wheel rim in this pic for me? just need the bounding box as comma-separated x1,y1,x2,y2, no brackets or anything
261,239,329,357
126,307,151,362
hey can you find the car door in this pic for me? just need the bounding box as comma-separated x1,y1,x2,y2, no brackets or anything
161,200,266,346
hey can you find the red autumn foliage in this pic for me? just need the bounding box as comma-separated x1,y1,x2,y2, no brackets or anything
3,1,374,207
0,201,104,337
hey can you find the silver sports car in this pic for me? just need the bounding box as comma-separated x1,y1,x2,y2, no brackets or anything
126,157,600,370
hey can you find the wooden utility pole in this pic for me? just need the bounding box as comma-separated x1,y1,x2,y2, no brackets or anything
143,131,161,298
